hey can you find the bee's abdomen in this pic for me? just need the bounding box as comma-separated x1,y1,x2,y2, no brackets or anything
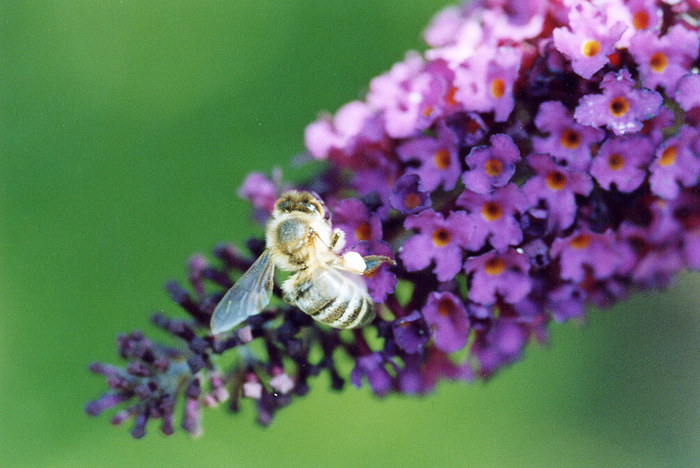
308,294,375,329
284,269,375,329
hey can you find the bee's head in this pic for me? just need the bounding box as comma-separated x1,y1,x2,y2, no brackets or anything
274,190,326,217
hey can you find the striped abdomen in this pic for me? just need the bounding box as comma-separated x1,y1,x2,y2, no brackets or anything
282,267,375,329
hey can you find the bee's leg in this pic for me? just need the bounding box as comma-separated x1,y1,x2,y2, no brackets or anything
281,276,296,304
282,273,311,305
329,228,346,253
362,255,395,275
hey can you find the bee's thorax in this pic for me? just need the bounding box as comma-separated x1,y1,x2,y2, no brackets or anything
265,198,333,272
275,217,308,252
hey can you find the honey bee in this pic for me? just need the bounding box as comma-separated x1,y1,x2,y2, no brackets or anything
210,190,393,333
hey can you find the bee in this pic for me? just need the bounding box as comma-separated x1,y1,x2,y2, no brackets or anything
210,190,393,333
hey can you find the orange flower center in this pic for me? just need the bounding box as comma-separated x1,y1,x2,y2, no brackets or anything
632,10,650,30
422,105,434,117
581,40,601,58
484,158,503,176
570,234,591,249
404,193,421,210
355,222,372,241
433,148,451,170
546,171,567,191
484,257,506,276
649,52,668,73
481,201,503,221
465,117,481,135
659,145,677,167
608,50,622,67
432,227,451,247
490,78,506,98
607,153,625,171
445,86,459,107
560,129,582,149
437,297,454,317
609,96,630,117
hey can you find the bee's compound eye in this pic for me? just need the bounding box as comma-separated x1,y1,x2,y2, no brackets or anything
310,200,325,215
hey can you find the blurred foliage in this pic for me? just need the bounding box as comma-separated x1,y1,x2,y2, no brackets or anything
0,1,697,466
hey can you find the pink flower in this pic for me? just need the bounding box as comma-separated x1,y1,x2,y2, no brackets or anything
629,24,699,93
574,69,662,135
552,0,627,79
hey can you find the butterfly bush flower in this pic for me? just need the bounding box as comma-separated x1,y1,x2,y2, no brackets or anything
649,126,700,199
463,133,520,194
457,183,528,252
612,0,663,44
472,319,531,376
574,69,663,135
674,73,700,113
533,100,605,171
397,122,461,192
389,174,431,214
367,53,452,139
552,0,627,79
628,24,699,92
400,209,473,281
523,154,593,230
305,100,383,161
421,291,470,353
350,353,395,397
352,240,397,303
589,135,654,192
392,310,430,354
332,198,384,245
551,229,622,282
464,249,532,305
453,46,522,121
87,0,699,438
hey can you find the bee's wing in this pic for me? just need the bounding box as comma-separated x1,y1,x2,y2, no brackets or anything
210,249,274,334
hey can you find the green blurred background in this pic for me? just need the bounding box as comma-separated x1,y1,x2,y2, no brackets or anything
1,1,698,466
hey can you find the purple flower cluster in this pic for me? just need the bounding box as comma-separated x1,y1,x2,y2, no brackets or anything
87,0,699,438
